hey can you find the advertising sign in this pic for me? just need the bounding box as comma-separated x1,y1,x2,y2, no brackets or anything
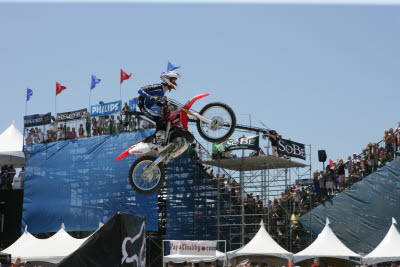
24,112,51,127
223,135,259,152
277,138,306,160
56,109,85,122
91,100,121,116
129,99,139,112
169,240,217,256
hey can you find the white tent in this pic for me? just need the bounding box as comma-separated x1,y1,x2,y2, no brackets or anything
294,218,362,263
364,218,400,265
163,250,226,264
2,224,89,263
227,220,293,261
0,122,25,167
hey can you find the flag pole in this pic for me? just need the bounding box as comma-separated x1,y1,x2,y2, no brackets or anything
55,82,57,131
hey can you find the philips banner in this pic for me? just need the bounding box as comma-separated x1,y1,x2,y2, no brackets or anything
91,100,121,116
129,98,139,112
223,135,259,151
277,138,306,160
56,109,85,122
169,240,217,256
24,112,51,127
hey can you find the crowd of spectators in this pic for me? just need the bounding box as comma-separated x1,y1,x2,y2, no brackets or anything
188,124,400,252
25,102,155,145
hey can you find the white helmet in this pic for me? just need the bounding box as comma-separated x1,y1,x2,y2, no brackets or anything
160,71,182,90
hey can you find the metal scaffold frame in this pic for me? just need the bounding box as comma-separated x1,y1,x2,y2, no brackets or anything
195,132,313,252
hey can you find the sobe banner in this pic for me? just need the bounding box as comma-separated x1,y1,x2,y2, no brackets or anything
24,112,51,127
56,109,85,122
169,240,217,256
223,135,259,151
277,138,306,160
91,100,121,116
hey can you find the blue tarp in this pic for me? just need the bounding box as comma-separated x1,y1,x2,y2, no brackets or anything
300,157,400,254
23,130,158,233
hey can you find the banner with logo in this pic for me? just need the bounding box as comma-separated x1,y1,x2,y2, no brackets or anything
169,240,217,256
58,212,146,267
129,99,139,112
56,109,85,122
277,138,306,160
24,112,51,127
223,135,259,152
91,100,121,116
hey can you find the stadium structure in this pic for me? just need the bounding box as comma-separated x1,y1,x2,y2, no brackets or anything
2,118,400,266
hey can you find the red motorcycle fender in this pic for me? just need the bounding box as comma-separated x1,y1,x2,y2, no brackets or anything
183,93,209,110
115,146,133,161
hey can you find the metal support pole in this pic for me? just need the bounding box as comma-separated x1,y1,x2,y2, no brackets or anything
240,149,245,246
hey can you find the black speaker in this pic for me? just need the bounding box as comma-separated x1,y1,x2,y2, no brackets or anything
318,150,327,162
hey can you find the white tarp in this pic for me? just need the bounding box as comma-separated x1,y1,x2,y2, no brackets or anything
364,218,400,265
164,250,226,263
227,220,293,261
294,218,362,263
2,224,89,263
0,122,25,167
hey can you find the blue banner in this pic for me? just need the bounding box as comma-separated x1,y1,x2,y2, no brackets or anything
23,130,158,233
129,99,139,112
91,100,121,116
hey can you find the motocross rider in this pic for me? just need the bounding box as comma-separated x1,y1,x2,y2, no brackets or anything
137,71,182,144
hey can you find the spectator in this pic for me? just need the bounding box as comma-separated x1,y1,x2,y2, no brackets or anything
65,127,72,139
325,166,334,196
25,133,33,144
311,258,321,267
92,118,98,136
82,108,91,137
383,130,394,158
38,129,45,143
71,127,77,139
11,257,22,267
129,117,137,131
121,102,131,127
78,124,85,138
268,130,279,157
337,159,346,191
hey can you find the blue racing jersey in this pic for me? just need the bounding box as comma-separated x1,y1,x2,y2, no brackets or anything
138,84,165,109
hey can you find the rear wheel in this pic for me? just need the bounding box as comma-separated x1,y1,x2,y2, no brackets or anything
128,156,165,195
196,102,236,143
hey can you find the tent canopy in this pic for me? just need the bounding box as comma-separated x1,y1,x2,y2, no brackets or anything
364,218,400,265
2,224,89,263
164,250,226,263
294,218,362,263
227,220,293,261
0,122,25,167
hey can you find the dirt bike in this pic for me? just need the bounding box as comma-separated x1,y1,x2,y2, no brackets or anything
115,94,236,195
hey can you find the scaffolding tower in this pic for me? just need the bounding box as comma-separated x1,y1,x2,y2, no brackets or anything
197,134,312,252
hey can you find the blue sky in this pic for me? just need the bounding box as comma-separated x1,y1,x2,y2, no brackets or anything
0,1,399,171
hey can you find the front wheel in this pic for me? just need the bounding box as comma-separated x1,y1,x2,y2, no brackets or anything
196,102,236,143
128,156,165,195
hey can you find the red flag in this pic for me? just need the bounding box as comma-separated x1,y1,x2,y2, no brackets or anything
56,82,67,96
329,159,334,167
120,69,132,84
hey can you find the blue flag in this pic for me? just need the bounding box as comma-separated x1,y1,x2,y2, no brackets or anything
91,75,101,90
167,62,180,71
26,88,33,101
